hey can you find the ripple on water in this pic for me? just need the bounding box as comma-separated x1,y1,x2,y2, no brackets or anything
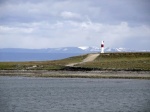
0,77,150,112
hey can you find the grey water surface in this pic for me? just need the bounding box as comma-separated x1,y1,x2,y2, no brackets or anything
0,53,82,62
0,76,150,112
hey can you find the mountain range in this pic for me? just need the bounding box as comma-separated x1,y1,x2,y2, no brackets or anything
0,47,149,61
0,46,149,53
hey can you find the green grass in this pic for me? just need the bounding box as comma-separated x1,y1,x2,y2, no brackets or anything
0,54,87,70
78,53,150,71
0,53,150,71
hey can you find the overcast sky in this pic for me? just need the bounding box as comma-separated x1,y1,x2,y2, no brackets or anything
0,0,150,50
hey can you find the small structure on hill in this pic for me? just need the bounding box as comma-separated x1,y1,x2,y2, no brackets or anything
101,41,104,53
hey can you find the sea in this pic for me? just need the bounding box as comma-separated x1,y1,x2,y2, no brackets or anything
0,77,150,112
0,53,83,62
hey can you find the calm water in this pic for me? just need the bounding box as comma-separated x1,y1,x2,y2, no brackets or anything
0,77,150,112
0,53,82,61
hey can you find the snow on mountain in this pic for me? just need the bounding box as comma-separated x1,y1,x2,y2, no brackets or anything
104,47,138,52
78,46,90,50
1,47,149,61
78,46,100,52
0,47,149,53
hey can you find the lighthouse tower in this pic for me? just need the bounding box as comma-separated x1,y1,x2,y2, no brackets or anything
101,41,104,53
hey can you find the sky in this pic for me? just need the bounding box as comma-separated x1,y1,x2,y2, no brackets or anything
0,0,150,50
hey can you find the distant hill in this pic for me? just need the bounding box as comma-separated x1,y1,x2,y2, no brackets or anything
0,46,149,53
0,47,149,62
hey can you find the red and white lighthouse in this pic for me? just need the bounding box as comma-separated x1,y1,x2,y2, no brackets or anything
101,41,104,53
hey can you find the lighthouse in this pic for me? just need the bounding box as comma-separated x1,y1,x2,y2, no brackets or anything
101,41,104,53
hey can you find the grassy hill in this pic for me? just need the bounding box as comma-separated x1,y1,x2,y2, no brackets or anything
0,54,87,70
0,52,150,71
77,52,150,71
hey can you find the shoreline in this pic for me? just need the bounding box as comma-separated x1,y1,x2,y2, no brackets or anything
0,70,150,79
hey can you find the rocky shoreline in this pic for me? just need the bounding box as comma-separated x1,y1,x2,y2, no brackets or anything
0,70,150,79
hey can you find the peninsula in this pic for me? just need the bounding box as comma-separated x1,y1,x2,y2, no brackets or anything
0,52,150,79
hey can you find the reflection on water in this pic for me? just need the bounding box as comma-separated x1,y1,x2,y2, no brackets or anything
0,77,150,112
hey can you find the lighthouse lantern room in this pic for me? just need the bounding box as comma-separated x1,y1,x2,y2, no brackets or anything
101,41,104,53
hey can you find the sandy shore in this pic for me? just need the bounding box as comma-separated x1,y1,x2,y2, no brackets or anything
0,70,150,79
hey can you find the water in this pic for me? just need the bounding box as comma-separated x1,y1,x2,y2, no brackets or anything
0,77,150,112
0,53,82,62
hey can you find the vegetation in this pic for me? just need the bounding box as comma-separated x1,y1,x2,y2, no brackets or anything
0,54,87,70
77,52,150,71
0,53,150,71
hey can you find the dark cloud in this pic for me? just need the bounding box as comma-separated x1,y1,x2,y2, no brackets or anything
0,0,150,49
88,0,150,25
0,0,149,25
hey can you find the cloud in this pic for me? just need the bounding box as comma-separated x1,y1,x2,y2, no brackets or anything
0,0,150,50
0,20,150,49
1,0,150,24
60,11,81,19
